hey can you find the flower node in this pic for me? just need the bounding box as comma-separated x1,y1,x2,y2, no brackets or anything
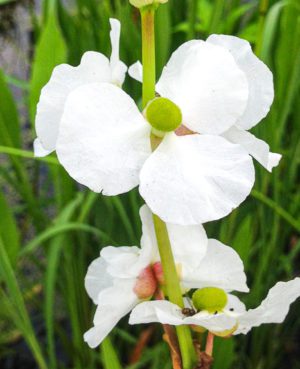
192,287,228,313
129,0,168,9
145,97,182,133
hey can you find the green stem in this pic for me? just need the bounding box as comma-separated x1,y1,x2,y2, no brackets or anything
153,216,197,369
141,6,156,108
140,7,197,368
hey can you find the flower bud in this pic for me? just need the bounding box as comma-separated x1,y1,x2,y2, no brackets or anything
145,97,182,133
192,287,228,313
153,261,165,285
129,0,168,9
134,266,157,299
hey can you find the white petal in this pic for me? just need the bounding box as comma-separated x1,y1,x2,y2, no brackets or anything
35,52,111,151
207,35,274,130
139,205,160,264
223,126,281,172
140,133,255,225
109,18,127,86
85,281,138,348
184,312,236,332
224,294,247,317
128,61,143,83
167,222,207,271
129,300,236,333
33,138,53,157
85,256,113,304
129,300,184,325
140,205,208,270
56,83,151,195
101,246,143,278
156,40,248,135
182,239,249,292
235,278,300,335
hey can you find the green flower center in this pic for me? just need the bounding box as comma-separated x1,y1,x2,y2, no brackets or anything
145,97,182,133
192,287,228,313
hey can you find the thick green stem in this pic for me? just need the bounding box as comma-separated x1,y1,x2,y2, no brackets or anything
140,5,197,369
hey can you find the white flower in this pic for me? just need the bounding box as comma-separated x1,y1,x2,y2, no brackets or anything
129,35,281,173
129,35,281,171
34,18,126,157
44,35,264,225
84,204,208,348
128,233,250,334
130,275,300,336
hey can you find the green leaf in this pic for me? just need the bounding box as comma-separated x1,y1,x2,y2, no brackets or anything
0,69,21,148
0,236,48,369
101,337,122,369
231,215,253,265
29,14,67,124
0,0,15,4
0,145,59,165
251,189,300,232
213,337,235,369
0,190,20,266
155,3,171,75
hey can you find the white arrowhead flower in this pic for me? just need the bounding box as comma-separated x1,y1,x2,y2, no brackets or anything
128,36,281,216
84,205,208,348
130,268,300,336
34,18,126,157
44,33,261,225
129,36,281,173
129,236,250,335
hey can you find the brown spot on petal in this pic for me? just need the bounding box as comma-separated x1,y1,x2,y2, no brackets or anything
175,124,196,136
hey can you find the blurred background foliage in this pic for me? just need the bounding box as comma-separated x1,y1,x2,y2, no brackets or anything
0,0,299,368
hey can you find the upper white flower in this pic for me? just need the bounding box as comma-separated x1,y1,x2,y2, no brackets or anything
33,31,280,225
130,275,300,336
34,18,127,156
84,204,208,348
129,35,281,173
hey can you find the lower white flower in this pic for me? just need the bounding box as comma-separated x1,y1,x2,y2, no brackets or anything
129,278,300,336
84,204,208,348
34,18,126,156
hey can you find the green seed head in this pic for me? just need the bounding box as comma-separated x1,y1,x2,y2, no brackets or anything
129,0,168,9
145,97,182,133
192,287,228,313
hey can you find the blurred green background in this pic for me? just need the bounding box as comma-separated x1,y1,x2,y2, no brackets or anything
0,0,299,368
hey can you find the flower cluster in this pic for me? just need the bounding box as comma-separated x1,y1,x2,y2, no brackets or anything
34,18,300,352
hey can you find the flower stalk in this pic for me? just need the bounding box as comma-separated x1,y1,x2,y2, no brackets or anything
140,5,197,369
141,6,156,107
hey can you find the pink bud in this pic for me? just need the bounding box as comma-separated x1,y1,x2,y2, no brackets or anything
153,262,165,285
134,266,157,299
